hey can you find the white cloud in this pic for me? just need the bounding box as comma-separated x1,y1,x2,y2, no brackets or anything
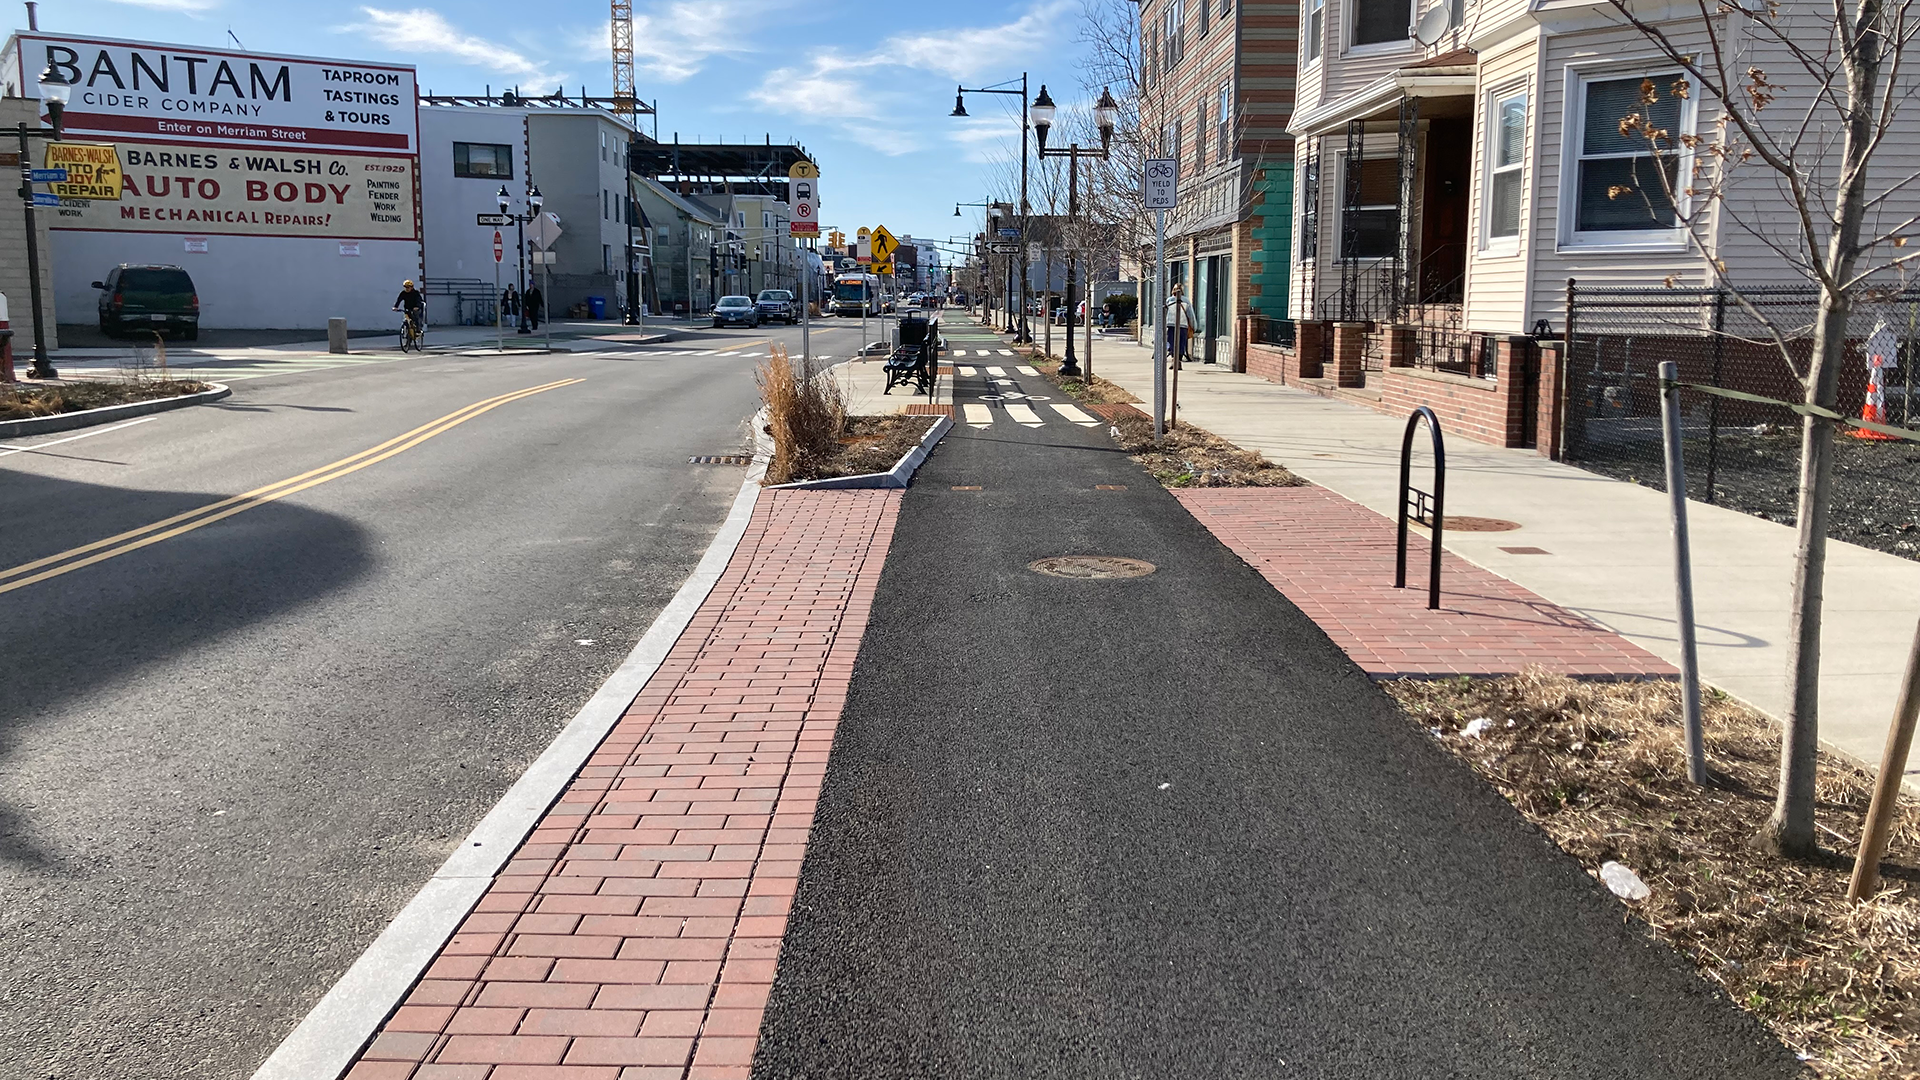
746,1,1073,153
342,8,553,84
578,0,789,84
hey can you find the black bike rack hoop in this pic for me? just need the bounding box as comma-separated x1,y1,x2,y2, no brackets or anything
1396,407,1446,610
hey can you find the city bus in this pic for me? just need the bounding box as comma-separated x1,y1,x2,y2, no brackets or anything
830,273,884,317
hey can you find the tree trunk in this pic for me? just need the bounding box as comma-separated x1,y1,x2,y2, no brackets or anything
1757,0,1881,857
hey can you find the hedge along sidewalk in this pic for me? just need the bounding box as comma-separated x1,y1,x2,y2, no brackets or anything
336,488,901,1080
1090,335,1920,781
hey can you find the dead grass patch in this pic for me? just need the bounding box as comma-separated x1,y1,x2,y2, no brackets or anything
0,378,212,421
1024,352,1141,406
1389,669,1920,1079
1104,413,1303,488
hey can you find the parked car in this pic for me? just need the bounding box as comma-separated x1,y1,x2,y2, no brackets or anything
93,265,199,339
754,289,798,324
711,295,760,328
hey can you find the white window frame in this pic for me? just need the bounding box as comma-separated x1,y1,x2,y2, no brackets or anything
1334,149,1400,262
1216,82,1232,161
1557,63,1697,253
1304,0,1324,64
1346,0,1415,56
1481,84,1528,255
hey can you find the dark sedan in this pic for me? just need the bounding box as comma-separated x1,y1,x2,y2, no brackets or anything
711,295,761,328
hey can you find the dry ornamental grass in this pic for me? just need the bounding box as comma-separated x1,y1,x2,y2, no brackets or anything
757,344,845,485
1390,670,1920,1078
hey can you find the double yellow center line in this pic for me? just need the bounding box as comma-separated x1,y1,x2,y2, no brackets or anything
0,377,583,597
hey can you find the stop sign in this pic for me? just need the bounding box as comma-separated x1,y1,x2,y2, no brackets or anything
493,230,504,263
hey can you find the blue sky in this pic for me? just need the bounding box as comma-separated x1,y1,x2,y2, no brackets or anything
20,0,1099,254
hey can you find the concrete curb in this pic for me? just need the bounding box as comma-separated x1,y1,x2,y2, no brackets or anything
247,461,769,1080
0,382,231,439
769,413,951,490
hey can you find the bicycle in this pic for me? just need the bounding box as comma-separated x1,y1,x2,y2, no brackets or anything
395,306,426,352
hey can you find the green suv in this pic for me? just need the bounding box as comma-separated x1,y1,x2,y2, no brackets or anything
92,265,200,340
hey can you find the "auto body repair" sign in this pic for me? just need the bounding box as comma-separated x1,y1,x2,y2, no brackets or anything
6,33,418,155
43,142,417,241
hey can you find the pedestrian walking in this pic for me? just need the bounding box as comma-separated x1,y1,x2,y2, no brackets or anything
501,285,518,320
525,285,545,330
1165,284,1196,367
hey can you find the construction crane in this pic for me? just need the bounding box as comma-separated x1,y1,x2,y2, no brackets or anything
611,0,637,119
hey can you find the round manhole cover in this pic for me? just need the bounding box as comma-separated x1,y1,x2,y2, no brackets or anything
1445,516,1523,532
1029,556,1157,579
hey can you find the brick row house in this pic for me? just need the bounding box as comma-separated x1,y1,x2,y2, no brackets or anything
1256,0,1920,452
1137,0,1300,367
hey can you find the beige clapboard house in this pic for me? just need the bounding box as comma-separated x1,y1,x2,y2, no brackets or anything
1257,0,1887,451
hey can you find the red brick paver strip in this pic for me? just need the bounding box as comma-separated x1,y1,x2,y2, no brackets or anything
344,489,901,1080
1177,486,1673,679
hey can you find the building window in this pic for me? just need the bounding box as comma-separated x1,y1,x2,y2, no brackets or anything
1299,148,1319,262
601,131,608,161
1572,73,1686,236
604,243,613,274
1341,151,1399,260
1352,0,1412,47
1487,91,1527,240
764,211,773,230
1199,0,1210,35
1195,98,1208,170
1162,0,1185,69
1305,0,1324,62
1172,118,1183,171
453,142,512,178
1216,82,1232,160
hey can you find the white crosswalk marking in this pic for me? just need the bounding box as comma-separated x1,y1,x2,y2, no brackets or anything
957,365,978,376
985,366,1006,376
997,349,1014,356
949,349,968,356
1051,403,1099,426
1005,404,1043,426
963,403,993,428
1016,366,1039,376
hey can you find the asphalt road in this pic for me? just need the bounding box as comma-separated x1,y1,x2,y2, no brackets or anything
752,339,1805,1079
0,320,858,1079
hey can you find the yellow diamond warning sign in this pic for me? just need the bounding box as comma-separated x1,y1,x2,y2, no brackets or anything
44,143,123,201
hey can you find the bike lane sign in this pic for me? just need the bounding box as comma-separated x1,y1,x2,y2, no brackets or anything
1145,158,1179,210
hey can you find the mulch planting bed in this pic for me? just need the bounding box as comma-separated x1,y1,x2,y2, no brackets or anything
808,414,937,480
1392,670,1920,1079
1,379,212,421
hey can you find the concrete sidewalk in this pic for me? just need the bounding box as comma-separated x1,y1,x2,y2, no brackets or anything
1079,329,1920,777
47,321,677,366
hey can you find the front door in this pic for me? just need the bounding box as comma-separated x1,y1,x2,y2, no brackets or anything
1419,119,1471,301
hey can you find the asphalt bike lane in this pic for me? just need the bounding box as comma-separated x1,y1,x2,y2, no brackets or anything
751,358,1802,1078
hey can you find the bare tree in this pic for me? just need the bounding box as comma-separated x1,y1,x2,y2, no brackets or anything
1603,0,1920,855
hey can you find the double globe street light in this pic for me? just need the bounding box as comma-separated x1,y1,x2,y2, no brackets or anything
950,75,1032,343
496,184,544,333
1029,84,1119,378
18,63,72,379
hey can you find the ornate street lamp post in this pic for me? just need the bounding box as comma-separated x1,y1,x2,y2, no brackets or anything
1029,85,1119,379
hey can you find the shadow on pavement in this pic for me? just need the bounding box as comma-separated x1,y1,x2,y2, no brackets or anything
0,470,373,869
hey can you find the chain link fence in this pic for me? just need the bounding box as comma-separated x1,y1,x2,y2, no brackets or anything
1564,286,1920,559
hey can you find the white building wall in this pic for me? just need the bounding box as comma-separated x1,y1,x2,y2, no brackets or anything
419,107,529,303
54,232,416,331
